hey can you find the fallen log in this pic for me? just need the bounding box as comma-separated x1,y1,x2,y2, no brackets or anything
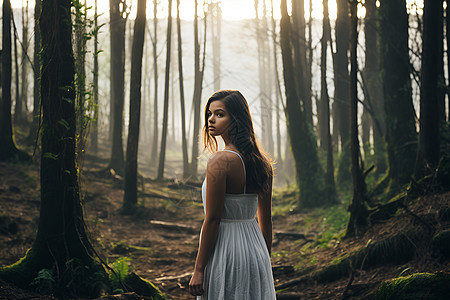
149,220,198,234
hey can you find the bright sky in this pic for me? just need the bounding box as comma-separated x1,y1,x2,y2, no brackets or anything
11,0,423,21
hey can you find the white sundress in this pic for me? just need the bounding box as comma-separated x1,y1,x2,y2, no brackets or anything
197,150,276,300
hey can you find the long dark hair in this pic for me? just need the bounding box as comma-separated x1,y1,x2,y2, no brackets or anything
202,90,273,194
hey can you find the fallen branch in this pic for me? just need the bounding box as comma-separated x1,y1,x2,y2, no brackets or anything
149,220,198,234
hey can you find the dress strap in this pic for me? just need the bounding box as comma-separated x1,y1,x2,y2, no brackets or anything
222,149,246,194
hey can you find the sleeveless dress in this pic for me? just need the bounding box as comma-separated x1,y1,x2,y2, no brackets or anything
197,150,276,300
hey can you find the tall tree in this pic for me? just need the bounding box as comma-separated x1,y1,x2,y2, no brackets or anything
334,0,351,188
363,0,386,174
346,0,369,237
210,1,221,91
108,0,128,175
292,0,313,126
150,0,159,163
379,0,417,194
0,0,107,294
123,0,147,211
320,0,337,203
177,0,189,178
157,0,173,180
91,0,99,153
190,0,207,178
20,1,30,124
280,0,325,208
0,0,27,161
26,0,41,145
318,0,331,151
414,0,443,177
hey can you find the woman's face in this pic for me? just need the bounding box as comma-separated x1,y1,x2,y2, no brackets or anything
207,100,231,137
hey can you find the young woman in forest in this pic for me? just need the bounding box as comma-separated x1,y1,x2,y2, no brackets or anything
189,90,276,299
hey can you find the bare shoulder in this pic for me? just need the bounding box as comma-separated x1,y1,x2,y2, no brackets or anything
207,151,239,175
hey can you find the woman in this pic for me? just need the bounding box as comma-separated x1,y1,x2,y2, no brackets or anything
189,90,276,299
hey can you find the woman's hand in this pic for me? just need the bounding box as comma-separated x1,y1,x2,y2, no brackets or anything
189,269,205,297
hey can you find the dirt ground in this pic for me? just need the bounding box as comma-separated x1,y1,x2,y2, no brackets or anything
1,160,449,299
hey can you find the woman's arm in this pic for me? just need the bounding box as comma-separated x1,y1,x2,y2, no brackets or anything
257,172,273,255
189,152,228,296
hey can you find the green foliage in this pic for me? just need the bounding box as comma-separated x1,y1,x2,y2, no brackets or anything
376,272,450,300
109,256,132,287
30,268,56,294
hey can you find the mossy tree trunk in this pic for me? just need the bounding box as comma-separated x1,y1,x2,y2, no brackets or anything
91,0,99,154
346,0,369,237
414,0,443,178
0,0,28,162
379,0,417,195
123,0,147,212
280,0,325,208
0,0,106,295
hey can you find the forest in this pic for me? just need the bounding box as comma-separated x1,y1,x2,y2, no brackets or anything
0,0,449,299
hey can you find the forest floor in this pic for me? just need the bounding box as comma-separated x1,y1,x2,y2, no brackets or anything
0,157,449,299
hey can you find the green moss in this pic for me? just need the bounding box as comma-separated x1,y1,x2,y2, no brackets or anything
376,272,450,300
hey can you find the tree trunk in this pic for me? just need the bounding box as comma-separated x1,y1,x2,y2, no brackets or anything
346,0,369,238
334,0,351,188
280,0,325,208
447,1,450,122
414,0,443,178
210,1,221,91
363,0,386,174
190,0,207,179
26,0,40,145
91,0,99,154
292,0,312,126
157,0,173,180
177,0,189,178
320,0,337,203
21,1,29,123
379,0,417,194
108,0,127,175
123,0,147,212
318,0,330,152
150,0,159,164
0,0,106,294
13,17,21,125
0,0,27,161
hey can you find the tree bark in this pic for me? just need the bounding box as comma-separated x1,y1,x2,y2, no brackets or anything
320,0,337,203
189,0,207,179
334,0,351,188
157,0,173,180
363,0,386,174
91,0,99,153
177,0,189,178
123,0,147,211
0,0,27,161
0,0,106,294
150,0,159,165
26,0,40,145
346,0,369,237
108,0,127,175
379,0,417,194
280,0,325,208
414,0,443,178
